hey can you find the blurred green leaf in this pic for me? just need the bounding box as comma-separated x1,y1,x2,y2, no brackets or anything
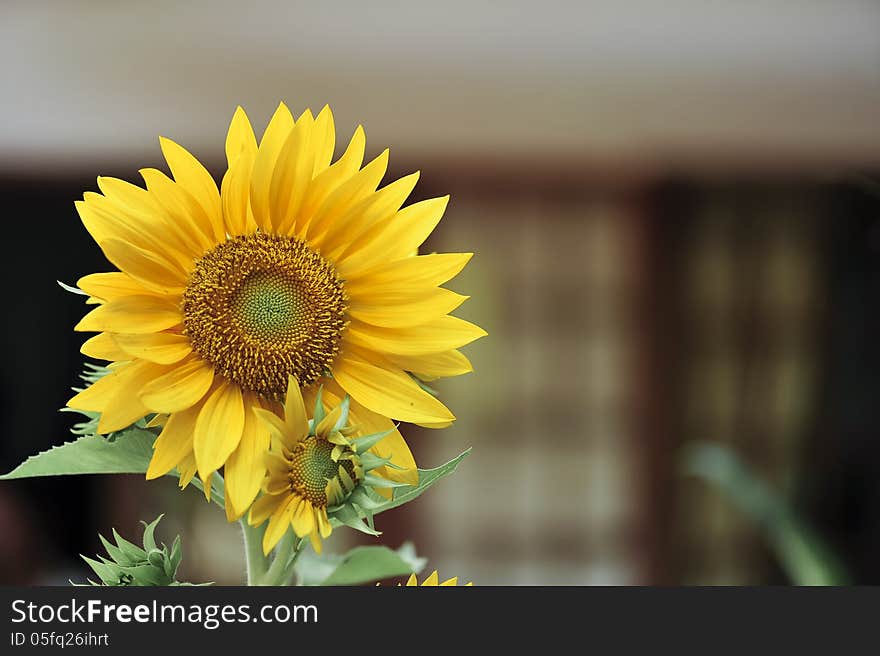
319,546,418,586
77,515,208,586
375,448,471,515
0,428,155,479
682,441,850,585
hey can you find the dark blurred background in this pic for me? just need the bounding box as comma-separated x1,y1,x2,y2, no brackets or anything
1,1,879,585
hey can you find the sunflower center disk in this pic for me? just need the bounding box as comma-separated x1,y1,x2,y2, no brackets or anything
182,233,348,400
288,437,358,507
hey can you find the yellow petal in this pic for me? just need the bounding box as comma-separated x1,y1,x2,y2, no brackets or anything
344,253,472,296
145,413,168,428
335,195,449,274
282,376,309,439
423,571,439,586
250,102,294,232
321,171,420,261
271,109,315,235
77,272,160,302
140,168,216,255
309,530,323,554
295,125,365,240
333,354,455,424
225,106,258,166
145,402,200,479
220,148,256,237
349,403,418,486
80,333,128,361
76,196,172,263
310,105,336,177
177,452,198,489
405,573,418,586
290,499,314,538
263,496,297,554
224,392,271,516
74,295,182,334
79,190,197,274
305,149,389,246
252,407,295,450
113,332,192,364
68,360,167,433
387,349,473,379
345,316,486,356
159,136,223,242
99,238,187,295
316,508,332,538
139,357,214,412
347,288,469,328
248,492,283,526
194,382,245,479
314,404,343,437
95,176,162,220
317,380,418,486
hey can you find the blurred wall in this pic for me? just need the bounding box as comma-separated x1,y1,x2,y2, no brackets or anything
1,1,879,585
2,1,879,171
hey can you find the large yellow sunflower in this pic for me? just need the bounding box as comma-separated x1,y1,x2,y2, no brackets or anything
68,103,485,517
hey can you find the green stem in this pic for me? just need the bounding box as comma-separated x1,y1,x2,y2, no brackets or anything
277,538,306,586
262,533,303,586
240,520,269,585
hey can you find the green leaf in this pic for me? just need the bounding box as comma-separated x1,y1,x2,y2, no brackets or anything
319,546,416,586
0,429,155,479
682,441,851,585
291,550,343,586
373,448,471,516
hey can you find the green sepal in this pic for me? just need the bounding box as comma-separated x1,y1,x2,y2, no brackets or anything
141,514,164,552
408,373,439,397
333,396,350,432
146,549,165,569
359,452,404,472
168,535,183,578
110,529,146,562
327,448,471,536
330,504,382,536
349,487,387,511
363,473,410,489
311,386,326,428
80,556,121,586
350,428,395,454
97,534,127,565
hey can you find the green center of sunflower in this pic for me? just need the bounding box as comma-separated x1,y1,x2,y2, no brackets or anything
182,233,348,400
288,436,359,507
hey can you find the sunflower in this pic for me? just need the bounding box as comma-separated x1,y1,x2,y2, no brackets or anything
247,377,380,554
67,103,485,517
400,571,472,586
